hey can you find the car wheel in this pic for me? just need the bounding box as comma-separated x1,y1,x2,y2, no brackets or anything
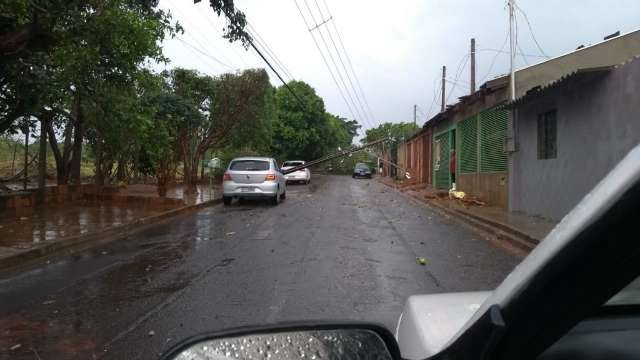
352,174,355,179
223,196,232,205
280,190,286,200
306,179,310,185
271,191,280,205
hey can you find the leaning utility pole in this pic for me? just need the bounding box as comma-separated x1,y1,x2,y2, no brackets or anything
508,0,516,100
470,38,476,94
441,65,446,112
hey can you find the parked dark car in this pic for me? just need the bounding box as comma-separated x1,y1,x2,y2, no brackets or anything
352,163,372,178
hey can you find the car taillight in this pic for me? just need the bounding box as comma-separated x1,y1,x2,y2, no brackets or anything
265,173,276,181
223,172,231,181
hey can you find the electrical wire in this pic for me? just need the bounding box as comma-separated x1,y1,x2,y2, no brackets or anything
515,3,550,59
479,33,509,84
176,38,234,71
293,0,361,128
247,22,296,81
313,0,373,128
477,48,547,58
193,2,251,68
303,0,371,127
445,53,470,105
322,0,377,126
302,0,367,128
168,0,237,69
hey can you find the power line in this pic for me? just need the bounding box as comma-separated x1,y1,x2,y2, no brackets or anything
445,53,470,105
477,48,547,58
248,38,306,109
293,0,361,127
302,0,368,129
176,38,234,71
479,33,509,84
247,22,295,81
321,0,377,126
312,0,373,128
515,3,550,59
425,77,440,120
193,2,251,68
168,0,237,69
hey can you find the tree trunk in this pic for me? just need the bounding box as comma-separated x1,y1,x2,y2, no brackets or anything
46,119,70,185
69,93,83,185
95,133,104,187
10,140,17,175
116,158,126,182
38,117,48,191
23,126,29,190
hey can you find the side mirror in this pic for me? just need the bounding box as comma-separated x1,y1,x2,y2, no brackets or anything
160,323,401,360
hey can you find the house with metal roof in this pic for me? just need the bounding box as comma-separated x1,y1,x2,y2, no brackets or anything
505,56,640,220
413,29,640,210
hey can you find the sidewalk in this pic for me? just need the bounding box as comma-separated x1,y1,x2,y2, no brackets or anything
0,183,221,273
377,176,557,256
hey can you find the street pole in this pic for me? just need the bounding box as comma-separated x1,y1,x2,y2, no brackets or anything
470,38,476,94
441,66,446,112
413,104,417,127
508,0,516,101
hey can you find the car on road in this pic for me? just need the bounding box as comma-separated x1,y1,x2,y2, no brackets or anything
222,157,286,205
282,160,311,184
352,163,372,178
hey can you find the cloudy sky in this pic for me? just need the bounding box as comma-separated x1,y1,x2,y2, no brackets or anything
156,0,640,134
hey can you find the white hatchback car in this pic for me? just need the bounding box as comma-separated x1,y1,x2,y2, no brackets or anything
222,157,286,205
282,160,311,184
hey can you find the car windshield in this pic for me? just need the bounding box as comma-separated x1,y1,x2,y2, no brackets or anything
229,160,270,171
2,1,639,359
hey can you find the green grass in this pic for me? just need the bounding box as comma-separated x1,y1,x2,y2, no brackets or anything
0,136,94,180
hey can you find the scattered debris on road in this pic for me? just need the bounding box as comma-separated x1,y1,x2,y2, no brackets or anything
416,257,427,265
148,330,155,336
226,231,236,236
10,344,21,350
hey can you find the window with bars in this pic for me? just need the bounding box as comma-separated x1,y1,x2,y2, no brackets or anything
537,109,557,159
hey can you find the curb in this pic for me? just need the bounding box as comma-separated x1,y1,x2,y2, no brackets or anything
377,179,536,257
0,198,222,275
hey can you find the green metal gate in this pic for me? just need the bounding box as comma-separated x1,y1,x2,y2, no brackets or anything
479,110,508,172
458,115,478,174
433,131,451,190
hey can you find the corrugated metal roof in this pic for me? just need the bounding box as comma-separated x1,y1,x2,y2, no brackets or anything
502,66,614,108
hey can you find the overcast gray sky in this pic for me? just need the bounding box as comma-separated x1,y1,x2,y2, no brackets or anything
156,0,640,134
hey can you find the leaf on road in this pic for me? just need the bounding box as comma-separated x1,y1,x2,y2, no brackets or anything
226,232,236,236
416,257,427,265
148,330,155,336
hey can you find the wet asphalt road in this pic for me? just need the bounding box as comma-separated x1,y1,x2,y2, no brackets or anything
0,175,519,359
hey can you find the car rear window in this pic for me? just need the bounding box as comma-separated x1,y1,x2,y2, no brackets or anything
229,160,270,171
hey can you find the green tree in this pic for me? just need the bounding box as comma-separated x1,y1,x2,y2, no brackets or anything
271,81,331,161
